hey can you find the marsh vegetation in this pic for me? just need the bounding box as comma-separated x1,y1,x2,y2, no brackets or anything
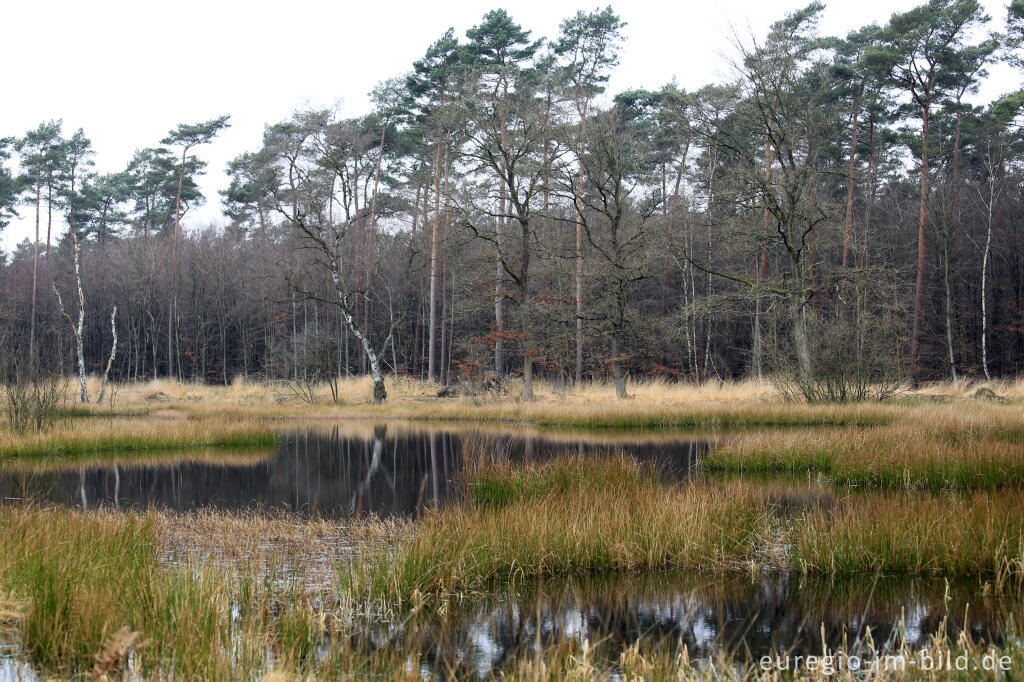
0,378,1022,678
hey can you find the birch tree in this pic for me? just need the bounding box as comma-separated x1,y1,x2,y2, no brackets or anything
260,112,393,402
53,233,88,402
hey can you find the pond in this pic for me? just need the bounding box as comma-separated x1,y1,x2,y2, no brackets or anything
0,422,709,516
376,572,1022,676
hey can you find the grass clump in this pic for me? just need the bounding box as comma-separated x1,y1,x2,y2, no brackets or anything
466,453,661,508
375,400,900,432
351,453,1024,604
0,507,359,679
0,507,243,677
351,456,774,599
795,490,1024,576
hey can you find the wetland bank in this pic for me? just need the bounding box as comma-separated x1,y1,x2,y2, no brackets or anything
2,379,1024,679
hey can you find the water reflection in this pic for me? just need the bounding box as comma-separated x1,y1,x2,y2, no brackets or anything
356,572,1022,677
0,423,709,517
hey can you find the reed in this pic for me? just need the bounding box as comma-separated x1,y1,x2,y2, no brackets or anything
0,506,234,676
4,496,1024,678
0,506,368,679
44,376,908,429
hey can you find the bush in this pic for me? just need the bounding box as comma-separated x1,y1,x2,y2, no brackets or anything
3,372,68,434
772,278,904,403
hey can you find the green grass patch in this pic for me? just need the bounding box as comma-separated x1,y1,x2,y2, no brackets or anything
0,507,336,679
704,425,1024,490
0,417,278,461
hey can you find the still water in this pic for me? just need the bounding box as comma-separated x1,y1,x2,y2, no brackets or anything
0,423,708,517
380,572,1022,675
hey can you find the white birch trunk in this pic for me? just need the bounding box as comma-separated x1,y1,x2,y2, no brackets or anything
98,307,118,404
53,234,88,403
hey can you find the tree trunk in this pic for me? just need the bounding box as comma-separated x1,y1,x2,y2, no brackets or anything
494,179,505,379
790,292,812,382
427,119,444,382
98,307,118,404
860,113,875,270
29,172,40,368
440,153,452,385
660,163,669,316
944,105,963,383
169,145,187,380
909,101,930,382
943,241,957,382
448,258,456,386
841,80,864,271
574,110,589,387
981,149,996,381
703,143,719,382
755,133,772,383
336,281,386,402
611,333,626,399
495,76,510,380
522,355,533,400
53,235,88,403
46,177,53,261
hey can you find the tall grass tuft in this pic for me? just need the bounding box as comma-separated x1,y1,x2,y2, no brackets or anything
794,490,1024,576
350,452,1024,603
0,507,252,678
350,455,775,599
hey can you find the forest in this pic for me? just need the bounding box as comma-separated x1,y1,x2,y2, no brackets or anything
1,0,1023,402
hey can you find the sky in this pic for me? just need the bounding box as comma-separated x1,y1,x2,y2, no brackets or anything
2,0,1019,250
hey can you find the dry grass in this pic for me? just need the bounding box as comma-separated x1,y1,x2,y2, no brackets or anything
158,509,408,591
796,490,1024,576
3,483,1024,678
41,375,1024,439
0,447,275,473
95,375,778,407
706,403,1024,489
0,505,409,678
910,377,1024,400
360,395,899,430
136,374,761,406
0,591,23,635
18,375,1024,430
75,373,1024,405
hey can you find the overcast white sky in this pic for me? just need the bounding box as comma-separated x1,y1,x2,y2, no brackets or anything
3,0,1018,250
